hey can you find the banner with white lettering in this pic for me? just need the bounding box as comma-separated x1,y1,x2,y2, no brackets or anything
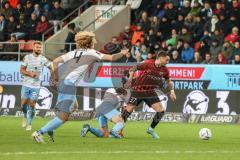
1,62,239,90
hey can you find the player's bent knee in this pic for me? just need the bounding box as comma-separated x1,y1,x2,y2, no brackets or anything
56,111,69,122
151,102,164,112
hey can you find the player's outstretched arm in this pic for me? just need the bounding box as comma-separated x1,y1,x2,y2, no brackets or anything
101,48,129,61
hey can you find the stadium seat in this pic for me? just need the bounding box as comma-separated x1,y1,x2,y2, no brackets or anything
24,40,36,51
18,40,26,51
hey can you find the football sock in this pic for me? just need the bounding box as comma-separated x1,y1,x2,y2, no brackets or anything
150,111,165,129
121,110,131,122
39,117,63,135
21,104,28,118
27,106,35,125
112,122,124,133
89,127,103,137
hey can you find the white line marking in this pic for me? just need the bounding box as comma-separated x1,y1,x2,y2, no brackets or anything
1,150,240,156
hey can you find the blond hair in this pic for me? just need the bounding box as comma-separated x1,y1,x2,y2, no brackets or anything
75,31,96,49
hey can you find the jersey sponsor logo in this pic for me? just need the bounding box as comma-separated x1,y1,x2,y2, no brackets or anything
183,90,209,114
35,87,53,110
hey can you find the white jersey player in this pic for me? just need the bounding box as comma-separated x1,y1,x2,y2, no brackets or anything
32,31,128,143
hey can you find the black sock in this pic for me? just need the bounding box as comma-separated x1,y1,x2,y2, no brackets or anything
150,111,165,129
121,110,131,122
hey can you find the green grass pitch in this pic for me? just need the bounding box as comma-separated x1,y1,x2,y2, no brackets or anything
0,117,240,160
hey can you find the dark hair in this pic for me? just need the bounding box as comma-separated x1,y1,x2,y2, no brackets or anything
156,51,168,58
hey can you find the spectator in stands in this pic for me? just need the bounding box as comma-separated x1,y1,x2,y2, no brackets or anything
33,4,42,20
231,54,240,64
152,2,164,20
209,39,221,60
179,0,191,18
172,14,184,33
0,2,14,20
144,28,156,49
25,13,39,40
192,51,202,64
176,39,184,57
202,52,214,64
193,15,205,41
117,51,136,63
181,41,194,63
189,1,201,16
215,53,228,64
13,3,25,20
118,25,132,43
0,14,7,41
229,41,240,61
150,16,159,33
177,27,192,44
226,14,239,36
184,13,195,33
221,41,233,60
50,1,65,33
213,2,224,16
146,51,155,61
64,23,76,52
200,1,213,20
224,26,239,44
203,14,220,33
170,50,182,63
3,34,18,52
164,2,178,23
131,24,144,45
7,15,17,37
198,39,210,60
8,0,19,9
218,13,228,36
131,39,142,59
230,0,240,25
139,11,151,33
140,44,147,59
211,28,224,46
166,28,178,47
35,15,51,40
24,1,34,20
158,16,171,40
12,14,26,39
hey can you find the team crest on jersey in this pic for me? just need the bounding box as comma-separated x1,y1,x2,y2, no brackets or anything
183,90,209,114
35,87,53,110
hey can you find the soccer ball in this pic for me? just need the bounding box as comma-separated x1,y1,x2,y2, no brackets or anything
199,128,212,140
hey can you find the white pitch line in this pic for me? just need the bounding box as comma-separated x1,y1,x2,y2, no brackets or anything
1,150,240,156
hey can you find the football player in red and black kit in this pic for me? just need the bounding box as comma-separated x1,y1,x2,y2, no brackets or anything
122,51,176,139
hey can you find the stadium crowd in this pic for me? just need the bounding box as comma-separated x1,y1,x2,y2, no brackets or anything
103,0,240,64
0,0,240,65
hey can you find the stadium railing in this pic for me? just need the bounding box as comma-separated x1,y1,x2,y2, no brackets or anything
0,41,76,61
42,0,91,42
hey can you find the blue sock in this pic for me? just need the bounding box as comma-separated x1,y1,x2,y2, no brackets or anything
21,104,28,118
39,117,63,135
112,122,124,133
89,127,103,137
27,106,35,125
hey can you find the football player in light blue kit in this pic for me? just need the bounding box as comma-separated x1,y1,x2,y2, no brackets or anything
81,87,129,138
20,41,52,131
32,31,128,143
